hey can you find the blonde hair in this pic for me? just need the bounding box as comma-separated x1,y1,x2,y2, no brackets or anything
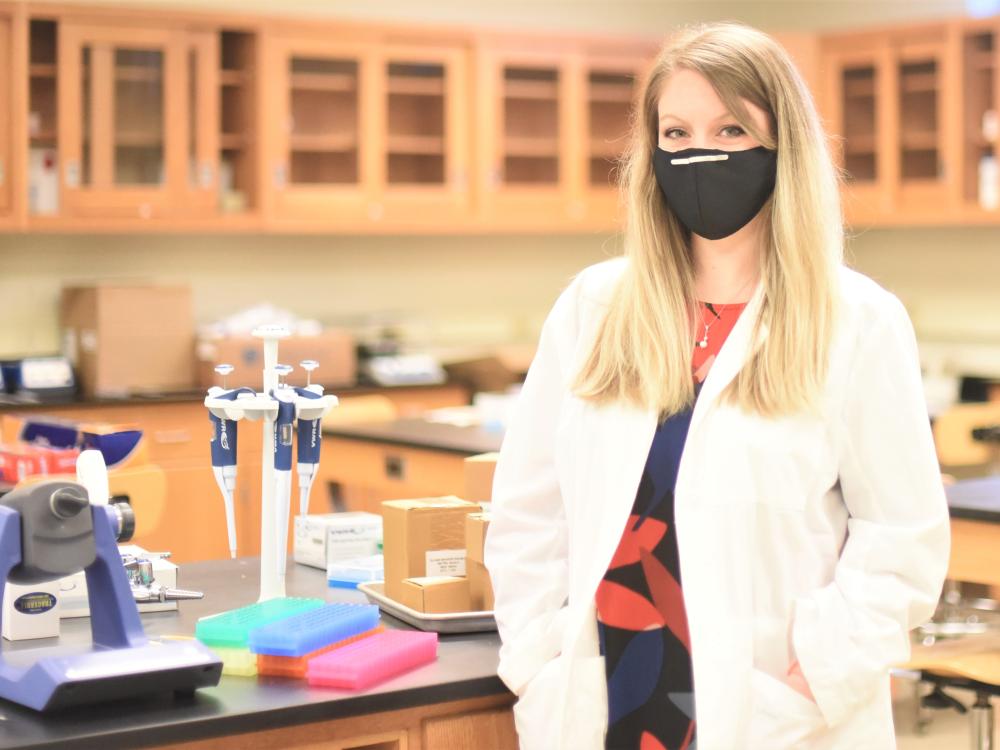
573,21,843,418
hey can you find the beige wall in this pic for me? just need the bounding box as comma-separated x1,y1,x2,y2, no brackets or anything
5,0,999,376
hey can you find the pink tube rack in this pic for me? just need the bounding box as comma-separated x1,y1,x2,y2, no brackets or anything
306,630,438,690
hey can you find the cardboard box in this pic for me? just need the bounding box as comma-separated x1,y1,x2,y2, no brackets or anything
465,512,491,566
196,330,356,390
294,512,382,570
382,496,478,603
463,453,499,504
467,561,494,611
60,285,195,398
397,576,471,614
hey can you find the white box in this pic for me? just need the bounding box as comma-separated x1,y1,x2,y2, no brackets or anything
294,512,382,570
3,580,60,641
57,546,179,618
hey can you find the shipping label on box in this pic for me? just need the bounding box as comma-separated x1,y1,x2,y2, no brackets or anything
425,548,466,577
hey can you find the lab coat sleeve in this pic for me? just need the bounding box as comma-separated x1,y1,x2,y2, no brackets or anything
791,292,951,728
483,277,580,697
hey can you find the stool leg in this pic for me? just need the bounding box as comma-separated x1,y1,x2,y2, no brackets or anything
971,692,994,750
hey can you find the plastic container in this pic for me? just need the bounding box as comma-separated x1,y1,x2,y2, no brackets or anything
306,629,438,690
210,646,259,677
248,602,380,657
257,626,384,679
327,555,384,589
195,597,324,649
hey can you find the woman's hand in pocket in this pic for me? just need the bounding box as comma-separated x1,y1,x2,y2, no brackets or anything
786,659,816,703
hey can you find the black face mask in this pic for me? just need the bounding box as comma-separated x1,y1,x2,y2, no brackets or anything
652,145,777,240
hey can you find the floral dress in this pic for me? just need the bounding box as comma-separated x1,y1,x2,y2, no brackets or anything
595,300,747,750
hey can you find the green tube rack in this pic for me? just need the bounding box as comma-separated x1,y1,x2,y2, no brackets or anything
196,597,325,650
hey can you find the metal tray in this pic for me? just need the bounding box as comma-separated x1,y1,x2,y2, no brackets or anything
357,581,497,634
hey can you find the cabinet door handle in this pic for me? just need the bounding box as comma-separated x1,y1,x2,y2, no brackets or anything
153,429,193,444
384,454,407,481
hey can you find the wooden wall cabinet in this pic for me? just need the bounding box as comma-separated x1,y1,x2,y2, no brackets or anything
54,22,217,222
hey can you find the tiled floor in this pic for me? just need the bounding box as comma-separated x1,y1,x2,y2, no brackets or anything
895,685,996,749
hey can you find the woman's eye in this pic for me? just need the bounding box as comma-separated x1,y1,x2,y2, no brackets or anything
721,125,746,137
663,128,686,139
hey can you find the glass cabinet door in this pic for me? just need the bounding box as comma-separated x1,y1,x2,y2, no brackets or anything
58,25,180,219
478,48,577,226
582,56,644,225
270,38,373,224
0,18,11,217
184,30,219,218
377,44,469,224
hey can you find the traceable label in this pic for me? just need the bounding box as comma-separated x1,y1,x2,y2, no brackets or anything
425,549,466,577
14,592,57,615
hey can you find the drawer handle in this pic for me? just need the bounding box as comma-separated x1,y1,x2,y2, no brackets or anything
384,454,407,481
153,429,193,444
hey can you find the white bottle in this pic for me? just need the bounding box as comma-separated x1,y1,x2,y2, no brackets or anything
979,153,999,210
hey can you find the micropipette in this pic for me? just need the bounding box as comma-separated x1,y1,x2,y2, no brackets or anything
273,364,296,576
208,364,252,559
295,360,323,517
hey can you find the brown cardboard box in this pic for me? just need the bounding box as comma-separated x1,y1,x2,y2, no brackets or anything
465,512,491,566
463,453,499,504
196,330,356,389
382,496,478,603
60,285,195,398
467,561,494,611
397,576,471,614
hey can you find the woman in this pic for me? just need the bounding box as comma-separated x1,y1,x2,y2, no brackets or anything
483,21,950,750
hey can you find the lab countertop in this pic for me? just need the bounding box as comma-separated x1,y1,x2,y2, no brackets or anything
946,475,1000,523
323,417,504,456
0,560,506,750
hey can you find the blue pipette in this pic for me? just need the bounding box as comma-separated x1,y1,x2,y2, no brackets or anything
208,365,254,559
295,360,323,517
273,365,296,576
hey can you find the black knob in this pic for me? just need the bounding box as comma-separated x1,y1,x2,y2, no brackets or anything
49,487,89,519
111,498,136,542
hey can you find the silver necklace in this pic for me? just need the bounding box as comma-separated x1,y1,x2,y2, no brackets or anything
694,276,756,349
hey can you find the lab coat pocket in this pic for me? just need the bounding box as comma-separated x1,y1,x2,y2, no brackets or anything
513,654,565,750
561,655,608,749
748,668,826,749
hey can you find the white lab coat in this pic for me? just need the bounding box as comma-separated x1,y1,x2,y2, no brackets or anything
483,257,951,750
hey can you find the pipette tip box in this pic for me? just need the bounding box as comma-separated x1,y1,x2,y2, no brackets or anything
195,597,324,649
327,555,384,589
248,602,380,657
257,626,385,679
306,629,438,690
210,646,259,677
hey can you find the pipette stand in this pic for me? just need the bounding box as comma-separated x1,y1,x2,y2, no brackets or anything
204,326,339,601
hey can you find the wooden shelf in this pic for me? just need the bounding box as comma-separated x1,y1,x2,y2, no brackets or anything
970,49,995,71
387,77,445,96
220,70,249,87
220,132,249,150
290,132,357,152
504,136,559,158
116,66,162,84
901,130,938,150
116,131,164,147
386,134,445,156
844,134,876,153
504,80,558,100
589,83,633,104
29,63,57,78
30,132,56,144
290,72,356,93
590,138,626,158
900,72,937,94
843,78,875,98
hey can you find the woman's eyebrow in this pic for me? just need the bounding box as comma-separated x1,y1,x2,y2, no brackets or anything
658,111,736,125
